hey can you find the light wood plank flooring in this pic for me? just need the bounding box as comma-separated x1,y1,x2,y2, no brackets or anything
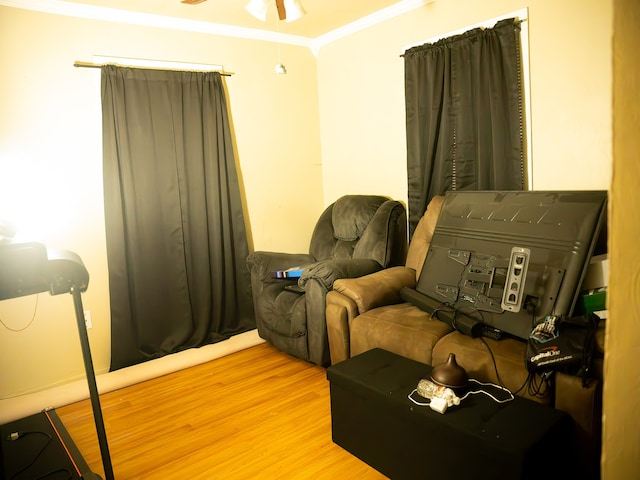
56,342,387,479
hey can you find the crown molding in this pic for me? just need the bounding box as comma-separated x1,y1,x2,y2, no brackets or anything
310,0,434,55
0,0,312,46
1,0,433,53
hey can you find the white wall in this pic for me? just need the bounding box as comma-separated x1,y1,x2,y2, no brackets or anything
0,5,323,402
317,0,612,205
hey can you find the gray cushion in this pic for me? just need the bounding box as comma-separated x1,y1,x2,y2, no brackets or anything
332,195,386,241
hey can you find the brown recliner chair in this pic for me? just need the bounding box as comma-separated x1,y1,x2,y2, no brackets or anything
326,196,453,368
246,195,407,366
326,195,604,478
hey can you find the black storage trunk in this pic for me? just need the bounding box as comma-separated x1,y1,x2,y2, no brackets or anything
326,348,572,480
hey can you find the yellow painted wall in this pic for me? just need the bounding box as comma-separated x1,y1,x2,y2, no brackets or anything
0,6,323,398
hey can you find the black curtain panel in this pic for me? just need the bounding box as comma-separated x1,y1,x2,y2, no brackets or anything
101,65,255,370
403,18,525,236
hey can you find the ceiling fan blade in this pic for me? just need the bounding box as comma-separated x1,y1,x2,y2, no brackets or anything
181,0,207,5
275,0,286,20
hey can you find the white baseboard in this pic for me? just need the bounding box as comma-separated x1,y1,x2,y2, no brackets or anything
0,329,264,424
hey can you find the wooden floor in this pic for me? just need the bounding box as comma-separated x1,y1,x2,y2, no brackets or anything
56,342,387,479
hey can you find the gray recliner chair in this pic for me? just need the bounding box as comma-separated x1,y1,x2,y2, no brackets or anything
246,195,407,366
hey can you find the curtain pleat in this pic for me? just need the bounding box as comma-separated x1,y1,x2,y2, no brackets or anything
404,18,525,237
101,66,255,370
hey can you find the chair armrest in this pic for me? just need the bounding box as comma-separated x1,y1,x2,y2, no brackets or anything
332,266,417,314
326,266,416,365
299,258,382,292
326,290,359,364
246,251,313,283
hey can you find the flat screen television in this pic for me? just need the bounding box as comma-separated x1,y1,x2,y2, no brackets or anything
403,190,608,340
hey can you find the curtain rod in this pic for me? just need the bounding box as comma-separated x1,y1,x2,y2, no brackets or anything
73,61,233,76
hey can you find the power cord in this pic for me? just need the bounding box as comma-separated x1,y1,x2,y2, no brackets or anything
521,335,553,398
430,299,550,400
429,302,455,322
6,430,74,480
407,390,434,407
458,378,515,404
407,378,515,408
520,308,554,398
479,329,548,399
478,336,509,388
0,294,39,332
7,431,48,479
526,369,552,398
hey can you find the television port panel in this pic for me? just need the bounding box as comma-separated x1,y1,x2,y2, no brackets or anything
501,247,530,312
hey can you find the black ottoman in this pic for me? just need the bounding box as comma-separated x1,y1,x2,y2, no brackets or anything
327,348,572,480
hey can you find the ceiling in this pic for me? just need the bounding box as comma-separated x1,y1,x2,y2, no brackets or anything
60,0,413,39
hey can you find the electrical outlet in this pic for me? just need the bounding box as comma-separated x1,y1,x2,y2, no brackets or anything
84,310,93,329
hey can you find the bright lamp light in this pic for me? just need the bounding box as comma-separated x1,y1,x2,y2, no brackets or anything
245,0,270,21
283,0,306,22
245,0,306,22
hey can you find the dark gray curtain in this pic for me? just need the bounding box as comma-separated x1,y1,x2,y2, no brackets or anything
101,65,255,371
404,18,525,236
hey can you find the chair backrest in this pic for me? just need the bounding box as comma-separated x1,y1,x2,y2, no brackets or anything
309,195,407,267
405,195,445,281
